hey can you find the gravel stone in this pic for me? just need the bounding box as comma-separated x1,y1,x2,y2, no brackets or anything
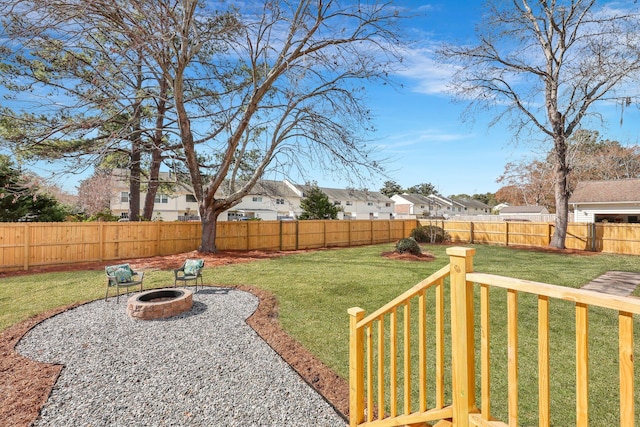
16,287,346,426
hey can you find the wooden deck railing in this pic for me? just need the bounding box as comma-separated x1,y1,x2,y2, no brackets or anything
348,247,640,427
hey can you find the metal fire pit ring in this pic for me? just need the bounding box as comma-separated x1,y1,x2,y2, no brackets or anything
126,288,193,320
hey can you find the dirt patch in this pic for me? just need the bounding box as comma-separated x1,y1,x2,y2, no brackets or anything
381,251,436,261
0,249,349,426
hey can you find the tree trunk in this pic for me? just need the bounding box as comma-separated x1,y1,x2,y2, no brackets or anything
550,135,570,249
199,209,220,253
129,142,141,222
142,148,162,220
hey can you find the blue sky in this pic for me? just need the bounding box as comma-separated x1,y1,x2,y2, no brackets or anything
310,0,640,197
17,1,640,197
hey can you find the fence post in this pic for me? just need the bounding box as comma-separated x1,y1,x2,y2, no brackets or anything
23,223,30,271
348,307,365,427
505,221,510,246
447,246,477,427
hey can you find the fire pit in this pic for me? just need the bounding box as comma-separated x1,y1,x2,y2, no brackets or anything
126,288,193,320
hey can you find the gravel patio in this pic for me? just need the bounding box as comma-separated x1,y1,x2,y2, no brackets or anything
15,286,347,426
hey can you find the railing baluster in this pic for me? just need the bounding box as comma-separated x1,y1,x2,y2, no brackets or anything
366,324,373,422
404,300,411,415
419,290,427,412
481,284,491,419
507,289,518,426
576,303,589,427
348,307,365,427
619,311,634,427
390,307,398,418
538,296,550,427
436,278,445,409
378,316,385,420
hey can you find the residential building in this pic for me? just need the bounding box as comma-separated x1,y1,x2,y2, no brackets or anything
109,170,395,221
569,179,640,223
287,182,395,220
392,193,490,218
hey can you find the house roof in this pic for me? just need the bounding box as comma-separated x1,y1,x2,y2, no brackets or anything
293,184,393,203
569,179,640,204
451,197,490,209
393,193,431,205
500,206,548,214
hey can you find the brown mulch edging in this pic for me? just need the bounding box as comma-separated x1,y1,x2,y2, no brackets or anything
0,251,349,426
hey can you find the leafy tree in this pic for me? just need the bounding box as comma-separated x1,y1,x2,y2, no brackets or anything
0,155,69,221
439,0,640,248
298,186,340,220
406,182,437,196
379,180,403,198
0,5,175,221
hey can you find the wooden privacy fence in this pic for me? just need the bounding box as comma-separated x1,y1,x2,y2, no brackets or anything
0,219,417,272
421,220,640,255
349,247,640,427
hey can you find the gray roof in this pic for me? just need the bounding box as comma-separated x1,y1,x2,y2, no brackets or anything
293,184,393,203
500,206,548,214
452,198,490,209
395,193,432,205
569,179,640,204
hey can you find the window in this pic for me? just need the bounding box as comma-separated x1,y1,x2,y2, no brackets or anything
252,196,262,202
154,194,168,203
385,202,391,207
346,201,353,206
367,202,374,206
186,194,197,203
334,200,341,205
120,192,129,203
120,212,129,219
420,205,425,209
275,198,285,205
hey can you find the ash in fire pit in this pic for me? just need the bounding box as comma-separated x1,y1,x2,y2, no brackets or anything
127,288,193,320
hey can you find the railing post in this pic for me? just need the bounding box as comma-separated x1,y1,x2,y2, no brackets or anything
447,247,477,427
348,307,365,427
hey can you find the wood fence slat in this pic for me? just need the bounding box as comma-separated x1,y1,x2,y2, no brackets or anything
538,296,550,427
618,311,634,427
435,278,445,409
390,308,398,418
419,290,427,412
404,301,411,415
481,284,491,419
366,325,373,422
576,303,589,427
507,289,519,426
377,317,385,420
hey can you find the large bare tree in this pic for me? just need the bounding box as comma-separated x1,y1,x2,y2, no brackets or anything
439,0,640,248
74,0,402,252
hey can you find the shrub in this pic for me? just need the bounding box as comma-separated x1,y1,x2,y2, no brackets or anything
410,225,448,243
395,237,422,255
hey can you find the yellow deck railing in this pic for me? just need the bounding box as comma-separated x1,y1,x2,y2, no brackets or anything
348,247,640,427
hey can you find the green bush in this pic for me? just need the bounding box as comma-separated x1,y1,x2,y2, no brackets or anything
395,237,421,255
410,225,448,243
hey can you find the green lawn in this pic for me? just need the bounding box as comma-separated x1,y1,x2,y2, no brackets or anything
2,243,640,425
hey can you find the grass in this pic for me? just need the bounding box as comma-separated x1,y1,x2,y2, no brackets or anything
2,243,640,424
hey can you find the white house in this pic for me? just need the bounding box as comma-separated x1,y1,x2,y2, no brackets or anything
392,193,490,218
570,179,640,223
287,182,395,220
110,171,395,221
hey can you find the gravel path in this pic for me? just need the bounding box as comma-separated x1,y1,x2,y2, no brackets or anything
16,287,346,426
